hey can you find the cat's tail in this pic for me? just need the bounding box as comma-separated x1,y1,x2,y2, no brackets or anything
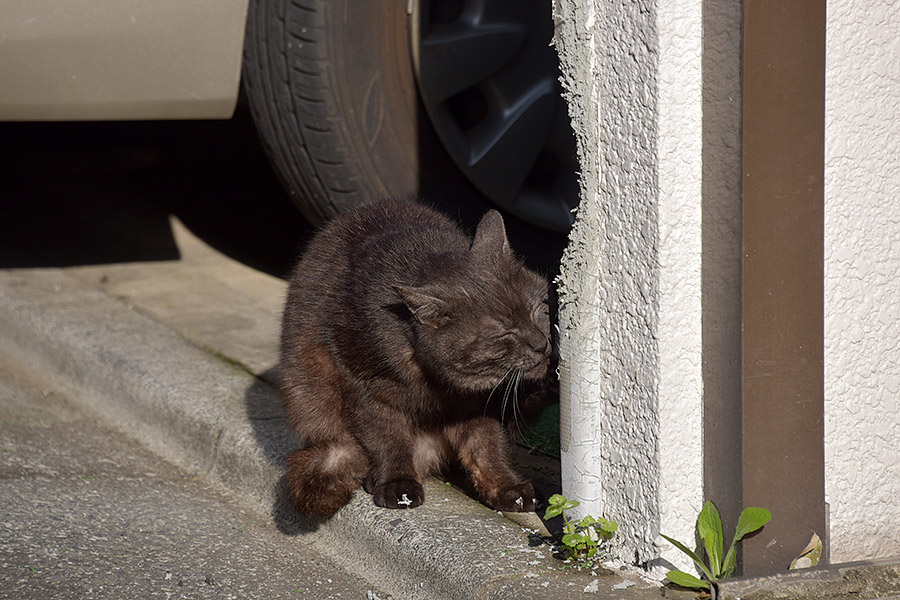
286,441,369,516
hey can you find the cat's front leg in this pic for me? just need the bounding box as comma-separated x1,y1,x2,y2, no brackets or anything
355,406,426,509
445,417,536,512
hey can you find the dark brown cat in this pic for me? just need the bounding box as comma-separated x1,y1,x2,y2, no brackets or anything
279,199,550,516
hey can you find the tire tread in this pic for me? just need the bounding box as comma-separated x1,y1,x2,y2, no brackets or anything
243,0,374,225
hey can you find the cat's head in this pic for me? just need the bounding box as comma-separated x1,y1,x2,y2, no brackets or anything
394,210,551,393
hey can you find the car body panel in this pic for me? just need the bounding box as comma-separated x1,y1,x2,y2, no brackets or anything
0,0,249,120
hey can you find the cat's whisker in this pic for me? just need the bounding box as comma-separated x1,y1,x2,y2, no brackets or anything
501,369,519,426
485,368,512,410
485,368,515,416
511,369,543,441
511,369,524,435
511,374,519,425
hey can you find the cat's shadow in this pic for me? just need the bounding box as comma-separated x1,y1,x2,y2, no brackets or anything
244,369,332,536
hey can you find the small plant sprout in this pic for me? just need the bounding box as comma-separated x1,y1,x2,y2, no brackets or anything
544,494,618,568
662,500,771,591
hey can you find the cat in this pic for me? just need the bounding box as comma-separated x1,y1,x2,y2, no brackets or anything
278,199,551,516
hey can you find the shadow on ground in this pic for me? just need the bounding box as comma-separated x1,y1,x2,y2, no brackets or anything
0,104,312,278
243,371,350,536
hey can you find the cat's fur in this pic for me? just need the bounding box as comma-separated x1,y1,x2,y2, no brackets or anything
279,199,551,516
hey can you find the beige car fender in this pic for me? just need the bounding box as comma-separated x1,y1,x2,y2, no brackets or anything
0,0,249,120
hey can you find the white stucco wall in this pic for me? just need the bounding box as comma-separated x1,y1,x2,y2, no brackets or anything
552,0,705,567
655,2,704,567
824,2,900,563
554,0,900,570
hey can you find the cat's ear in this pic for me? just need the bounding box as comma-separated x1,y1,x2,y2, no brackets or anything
471,209,511,257
393,285,452,328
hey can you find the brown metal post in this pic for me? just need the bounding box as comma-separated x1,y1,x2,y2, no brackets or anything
741,0,826,575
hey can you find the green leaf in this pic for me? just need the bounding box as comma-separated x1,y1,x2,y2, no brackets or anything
599,519,619,533
665,570,710,590
660,534,716,582
697,501,724,577
720,506,771,578
548,494,580,510
544,494,580,520
734,507,771,542
544,506,563,520
562,532,587,547
721,545,738,579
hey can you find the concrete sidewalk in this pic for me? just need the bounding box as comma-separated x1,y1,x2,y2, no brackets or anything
0,347,390,599
1,219,898,599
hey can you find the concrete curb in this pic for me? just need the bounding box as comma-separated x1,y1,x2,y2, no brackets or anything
0,267,667,600
5,267,899,599
719,557,900,600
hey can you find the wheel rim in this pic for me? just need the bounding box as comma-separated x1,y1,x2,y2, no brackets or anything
410,0,580,232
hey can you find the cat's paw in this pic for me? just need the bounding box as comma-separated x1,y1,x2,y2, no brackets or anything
492,482,536,512
372,478,425,509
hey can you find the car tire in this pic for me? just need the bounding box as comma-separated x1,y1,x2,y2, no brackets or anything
242,0,423,227
241,0,577,232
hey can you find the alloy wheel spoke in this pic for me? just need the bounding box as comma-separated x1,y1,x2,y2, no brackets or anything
418,22,526,104
465,77,556,201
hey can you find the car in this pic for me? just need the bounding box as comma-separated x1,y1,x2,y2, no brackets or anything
1,0,577,232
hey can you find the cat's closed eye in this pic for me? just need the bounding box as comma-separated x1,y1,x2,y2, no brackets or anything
532,300,550,324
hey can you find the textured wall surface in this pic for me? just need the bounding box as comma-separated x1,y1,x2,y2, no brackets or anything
824,2,900,563
554,0,900,568
552,0,705,567
655,1,705,568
